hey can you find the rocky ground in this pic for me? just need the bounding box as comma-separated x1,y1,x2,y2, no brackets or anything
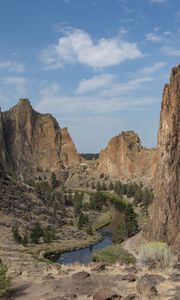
0,225,179,300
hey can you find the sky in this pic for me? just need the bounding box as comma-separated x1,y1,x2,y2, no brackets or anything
0,0,180,152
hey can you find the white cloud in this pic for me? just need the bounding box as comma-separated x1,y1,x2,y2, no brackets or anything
163,31,172,36
77,74,115,93
76,73,155,98
146,33,163,42
140,62,167,75
41,28,142,69
2,76,28,94
40,82,60,97
0,61,25,72
36,78,155,116
161,47,180,56
99,77,155,98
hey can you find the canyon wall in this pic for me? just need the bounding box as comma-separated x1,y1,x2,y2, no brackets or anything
0,99,81,178
97,131,156,185
144,65,180,253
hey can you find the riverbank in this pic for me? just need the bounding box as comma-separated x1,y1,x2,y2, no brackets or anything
0,212,110,274
0,225,180,299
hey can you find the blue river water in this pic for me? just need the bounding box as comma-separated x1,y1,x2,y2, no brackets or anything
56,226,112,265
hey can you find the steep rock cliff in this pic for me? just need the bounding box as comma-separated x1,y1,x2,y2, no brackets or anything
144,65,180,253
0,99,81,177
97,131,156,184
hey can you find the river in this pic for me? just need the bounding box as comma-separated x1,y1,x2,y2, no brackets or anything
50,226,112,265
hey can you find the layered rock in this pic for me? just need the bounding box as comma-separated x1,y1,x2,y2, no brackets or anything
145,65,180,253
0,99,81,178
97,131,156,184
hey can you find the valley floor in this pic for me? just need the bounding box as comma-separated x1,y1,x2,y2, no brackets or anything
0,224,180,300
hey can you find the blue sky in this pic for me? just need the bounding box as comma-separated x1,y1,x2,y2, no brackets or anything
0,0,179,152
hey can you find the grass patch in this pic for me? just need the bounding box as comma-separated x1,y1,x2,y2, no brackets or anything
135,210,148,228
93,211,111,231
35,257,53,264
92,244,136,264
138,242,177,269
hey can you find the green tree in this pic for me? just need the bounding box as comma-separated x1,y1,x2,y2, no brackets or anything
0,259,10,296
30,222,42,244
91,181,95,189
141,188,153,211
126,183,135,198
108,181,114,190
22,234,28,247
73,190,83,214
65,189,73,206
43,226,56,243
78,212,89,229
124,203,138,237
114,181,124,196
12,227,22,244
51,172,58,190
134,188,143,206
96,181,102,192
90,192,107,211
86,225,93,235
102,182,107,191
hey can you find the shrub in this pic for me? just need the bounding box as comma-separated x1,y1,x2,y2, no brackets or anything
0,259,10,296
108,181,114,190
93,244,136,264
22,234,28,247
43,226,56,243
78,212,89,229
137,242,177,269
51,172,59,190
12,227,22,244
86,225,94,235
99,173,104,178
101,182,107,191
73,190,84,214
30,222,43,244
96,181,102,192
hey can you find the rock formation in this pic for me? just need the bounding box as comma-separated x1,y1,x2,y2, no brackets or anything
97,131,156,184
0,99,81,178
145,65,180,253
61,127,81,168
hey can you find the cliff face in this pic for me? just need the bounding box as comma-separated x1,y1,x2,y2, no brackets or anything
0,99,81,177
61,127,82,167
97,131,156,184
0,110,7,165
145,65,180,253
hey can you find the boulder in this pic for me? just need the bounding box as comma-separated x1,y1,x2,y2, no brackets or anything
93,288,122,300
137,275,158,297
121,273,137,282
71,271,90,281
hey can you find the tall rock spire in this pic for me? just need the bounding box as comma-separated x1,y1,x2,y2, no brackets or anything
144,65,180,253
0,99,81,178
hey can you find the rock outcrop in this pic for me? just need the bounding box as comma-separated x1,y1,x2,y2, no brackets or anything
144,65,180,253
97,131,156,184
0,109,9,168
0,99,81,178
